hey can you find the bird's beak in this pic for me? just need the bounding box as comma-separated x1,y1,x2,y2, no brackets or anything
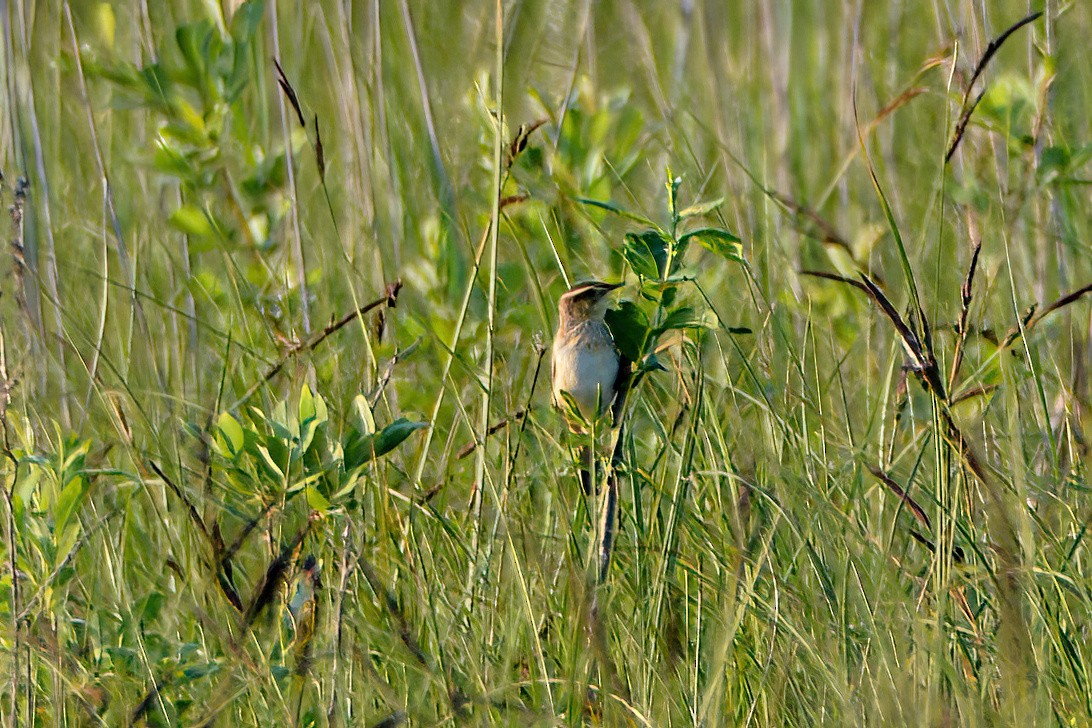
602,281,624,292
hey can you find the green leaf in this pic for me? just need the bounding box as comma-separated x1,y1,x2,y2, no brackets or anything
656,306,715,333
138,62,174,111
55,522,81,569
679,227,744,262
574,197,657,227
660,283,678,308
54,475,87,536
299,383,317,423
351,394,376,435
304,486,330,512
605,301,649,362
255,444,285,480
372,419,428,459
170,204,214,238
639,353,668,374
139,591,166,624
343,418,427,470
623,230,671,280
216,412,245,457
556,391,587,427
298,416,318,456
678,197,724,219
230,0,266,43
182,662,221,681
1037,145,1070,184
175,20,213,86
153,141,198,185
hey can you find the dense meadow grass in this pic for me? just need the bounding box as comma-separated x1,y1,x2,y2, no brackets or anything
0,0,1090,725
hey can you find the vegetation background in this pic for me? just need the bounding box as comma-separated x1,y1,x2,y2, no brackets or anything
0,0,1089,725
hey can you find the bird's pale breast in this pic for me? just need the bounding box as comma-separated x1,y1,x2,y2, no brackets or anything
552,324,619,420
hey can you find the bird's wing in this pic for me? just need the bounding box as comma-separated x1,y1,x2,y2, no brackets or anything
610,353,632,427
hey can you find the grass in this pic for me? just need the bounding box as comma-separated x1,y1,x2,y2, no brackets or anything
1,0,1090,725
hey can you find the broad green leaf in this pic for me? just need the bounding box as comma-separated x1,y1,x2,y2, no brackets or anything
372,419,428,460
299,383,317,423
182,662,221,681
152,141,198,186
304,486,330,512
139,591,166,624
264,414,294,444
255,444,285,480
298,417,318,457
351,394,376,435
656,306,715,333
623,230,671,280
230,0,266,43
272,400,290,429
55,521,81,569
331,476,359,501
605,301,649,362
660,283,678,308
286,470,326,495
175,21,213,86
138,62,174,111
54,475,87,536
344,418,427,470
680,227,744,262
216,412,245,456
169,204,214,238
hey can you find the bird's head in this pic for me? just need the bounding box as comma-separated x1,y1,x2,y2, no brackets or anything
557,280,623,324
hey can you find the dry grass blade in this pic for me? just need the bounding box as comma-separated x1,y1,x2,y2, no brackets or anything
241,516,316,626
857,275,925,368
950,384,998,406
948,240,982,390
872,87,928,127
456,410,527,459
314,114,325,182
274,57,306,128
1000,283,1092,350
806,270,947,398
233,280,403,409
946,11,1043,161
945,89,986,163
908,530,966,564
1028,283,1092,327
800,270,870,295
147,461,209,542
961,11,1043,109
771,191,850,247
859,273,947,399
866,464,931,530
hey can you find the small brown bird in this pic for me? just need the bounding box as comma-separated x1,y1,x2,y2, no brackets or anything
551,280,625,491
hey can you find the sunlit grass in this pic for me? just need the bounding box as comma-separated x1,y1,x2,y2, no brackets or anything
0,1,1090,725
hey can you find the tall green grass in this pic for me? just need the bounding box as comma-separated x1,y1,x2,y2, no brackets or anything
1,1,1089,725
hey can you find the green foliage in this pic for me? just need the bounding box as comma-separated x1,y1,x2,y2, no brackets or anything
0,2,1089,726
83,0,302,333
209,384,425,511
601,170,744,376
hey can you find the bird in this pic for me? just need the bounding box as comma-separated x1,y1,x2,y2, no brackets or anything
551,280,627,492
